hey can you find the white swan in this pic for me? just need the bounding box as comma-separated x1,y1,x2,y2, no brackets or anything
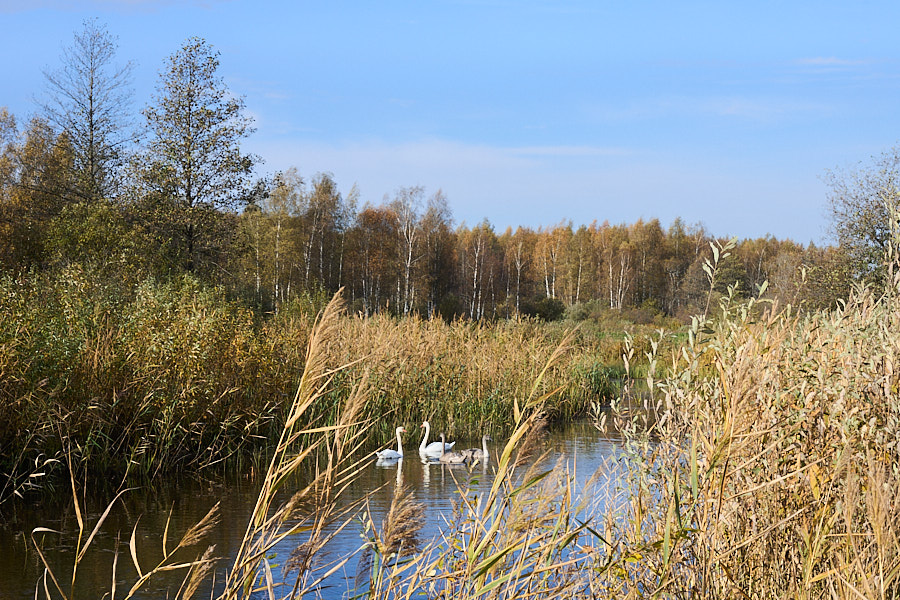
375,426,406,460
419,421,454,458
462,434,491,462
438,432,469,464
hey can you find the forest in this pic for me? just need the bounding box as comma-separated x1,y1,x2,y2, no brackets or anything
0,23,862,324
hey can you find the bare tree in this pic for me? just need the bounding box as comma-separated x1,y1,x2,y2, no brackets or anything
40,19,135,203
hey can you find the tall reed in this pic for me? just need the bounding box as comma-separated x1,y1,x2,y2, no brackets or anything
222,291,374,598
592,281,900,598
29,274,900,599
1,268,645,492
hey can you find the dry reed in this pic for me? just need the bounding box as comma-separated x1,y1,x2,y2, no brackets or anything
27,269,900,599
592,280,900,599
0,271,637,491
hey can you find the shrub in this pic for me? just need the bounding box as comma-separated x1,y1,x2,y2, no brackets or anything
521,296,566,321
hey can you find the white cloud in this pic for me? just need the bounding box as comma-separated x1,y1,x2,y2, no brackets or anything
590,94,828,124
509,145,632,158
699,96,828,121
249,138,630,184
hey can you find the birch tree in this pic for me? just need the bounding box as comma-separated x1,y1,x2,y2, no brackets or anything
265,169,304,306
419,189,454,318
389,186,424,314
138,37,256,274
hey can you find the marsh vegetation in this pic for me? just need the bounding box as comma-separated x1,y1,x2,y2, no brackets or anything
4,19,900,600
5,271,899,599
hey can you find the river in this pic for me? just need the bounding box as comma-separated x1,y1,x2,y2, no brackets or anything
0,419,626,599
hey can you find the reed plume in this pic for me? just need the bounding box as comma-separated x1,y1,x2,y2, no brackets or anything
221,289,375,599
354,479,427,598
380,484,426,558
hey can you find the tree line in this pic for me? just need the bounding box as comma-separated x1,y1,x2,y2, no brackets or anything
237,176,855,320
3,20,892,322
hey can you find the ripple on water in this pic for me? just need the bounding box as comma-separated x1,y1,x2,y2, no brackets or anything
0,420,625,600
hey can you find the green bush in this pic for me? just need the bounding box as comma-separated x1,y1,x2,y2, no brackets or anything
521,296,566,321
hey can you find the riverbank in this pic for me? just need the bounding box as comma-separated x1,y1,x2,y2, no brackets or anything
0,272,666,502
11,280,900,599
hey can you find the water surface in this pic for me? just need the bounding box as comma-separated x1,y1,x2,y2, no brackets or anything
0,420,624,599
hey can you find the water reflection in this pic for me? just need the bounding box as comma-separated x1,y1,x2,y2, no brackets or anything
0,420,625,600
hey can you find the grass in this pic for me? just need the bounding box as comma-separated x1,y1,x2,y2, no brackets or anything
23,274,900,598
590,279,900,598
0,268,648,496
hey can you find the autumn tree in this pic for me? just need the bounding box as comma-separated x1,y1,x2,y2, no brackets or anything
564,224,594,305
735,236,772,295
593,223,634,310
265,169,304,306
419,189,456,318
825,147,900,283
238,196,270,307
766,243,805,305
236,170,336,310
335,184,359,292
389,185,424,315
40,19,135,203
500,226,536,317
300,172,351,291
0,108,16,202
629,219,666,308
534,222,569,300
351,205,399,314
731,236,802,301
458,220,499,319
137,36,256,275
0,110,27,266
664,219,708,316
0,114,75,269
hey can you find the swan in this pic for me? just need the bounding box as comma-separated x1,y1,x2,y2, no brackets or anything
375,426,406,460
462,434,491,462
419,421,454,458
438,432,469,464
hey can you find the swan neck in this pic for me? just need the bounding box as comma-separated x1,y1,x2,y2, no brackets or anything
419,422,430,451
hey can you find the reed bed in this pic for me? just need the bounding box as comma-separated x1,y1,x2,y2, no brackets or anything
320,312,630,441
24,278,900,599
589,281,900,598
26,291,612,600
0,268,637,496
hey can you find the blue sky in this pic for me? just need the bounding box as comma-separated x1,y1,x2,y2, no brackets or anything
2,1,899,244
